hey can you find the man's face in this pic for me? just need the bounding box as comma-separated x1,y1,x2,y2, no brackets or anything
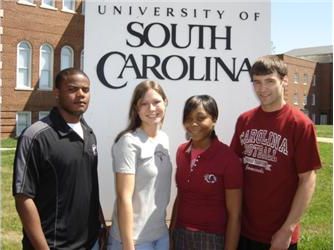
252,72,287,112
54,73,90,122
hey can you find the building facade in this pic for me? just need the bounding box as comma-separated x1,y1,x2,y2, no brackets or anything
280,46,333,125
0,0,84,138
0,2,332,138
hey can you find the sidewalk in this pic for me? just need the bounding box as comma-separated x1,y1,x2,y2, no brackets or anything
317,137,333,144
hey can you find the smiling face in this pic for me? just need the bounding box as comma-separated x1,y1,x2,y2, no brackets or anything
54,73,90,123
253,72,287,112
183,104,216,149
137,88,166,131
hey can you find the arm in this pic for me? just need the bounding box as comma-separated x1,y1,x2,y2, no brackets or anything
115,173,135,250
169,193,179,232
224,189,242,250
270,170,317,250
15,194,49,250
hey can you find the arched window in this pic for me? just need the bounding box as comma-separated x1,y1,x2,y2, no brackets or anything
63,0,75,11
16,41,32,89
39,44,54,90
41,0,55,8
61,46,74,70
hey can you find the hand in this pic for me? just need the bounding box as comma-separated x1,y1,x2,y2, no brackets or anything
270,227,293,250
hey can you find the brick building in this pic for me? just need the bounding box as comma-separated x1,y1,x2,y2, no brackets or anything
279,45,333,125
0,2,332,138
0,0,84,138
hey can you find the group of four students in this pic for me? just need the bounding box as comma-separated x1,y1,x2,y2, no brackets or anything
13,55,321,250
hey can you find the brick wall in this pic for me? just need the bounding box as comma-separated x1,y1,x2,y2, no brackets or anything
1,0,84,138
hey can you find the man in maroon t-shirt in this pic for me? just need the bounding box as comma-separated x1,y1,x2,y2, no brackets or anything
230,55,321,250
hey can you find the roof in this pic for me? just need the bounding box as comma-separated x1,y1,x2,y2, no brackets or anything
284,45,333,63
285,45,333,56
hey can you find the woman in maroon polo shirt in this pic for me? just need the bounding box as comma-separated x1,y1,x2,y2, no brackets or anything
170,95,243,250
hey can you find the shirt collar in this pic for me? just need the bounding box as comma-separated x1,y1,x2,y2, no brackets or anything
49,107,92,137
183,136,220,159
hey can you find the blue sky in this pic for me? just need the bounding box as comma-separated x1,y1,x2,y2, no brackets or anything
271,0,333,53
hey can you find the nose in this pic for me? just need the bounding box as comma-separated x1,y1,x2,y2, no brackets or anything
148,103,155,111
76,88,85,97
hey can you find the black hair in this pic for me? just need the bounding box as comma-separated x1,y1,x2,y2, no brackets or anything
54,68,89,89
183,95,218,138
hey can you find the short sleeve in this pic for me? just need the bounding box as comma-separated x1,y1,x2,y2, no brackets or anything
230,116,244,158
12,135,40,198
112,134,137,174
223,148,243,189
294,122,321,173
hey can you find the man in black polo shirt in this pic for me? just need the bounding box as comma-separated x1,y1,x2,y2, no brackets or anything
13,68,104,249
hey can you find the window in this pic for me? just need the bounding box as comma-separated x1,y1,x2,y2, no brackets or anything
39,111,50,120
312,74,316,86
311,94,315,106
311,113,316,123
303,74,308,85
293,73,299,83
61,46,74,70
39,44,53,90
63,0,75,11
16,112,31,137
320,114,328,124
41,0,55,8
80,50,84,70
16,41,32,89
17,0,35,5
293,93,298,105
303,93,307,105
81,0,85,14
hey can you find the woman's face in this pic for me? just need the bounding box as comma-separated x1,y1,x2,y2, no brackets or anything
183,104,215,143
137,88,166,128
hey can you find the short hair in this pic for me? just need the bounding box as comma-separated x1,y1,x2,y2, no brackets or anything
250,55,288,81
54,68,89,89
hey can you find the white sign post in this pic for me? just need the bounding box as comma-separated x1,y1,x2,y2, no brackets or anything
84,0,270,220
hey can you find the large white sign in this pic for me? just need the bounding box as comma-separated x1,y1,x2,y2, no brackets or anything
84,0,270,220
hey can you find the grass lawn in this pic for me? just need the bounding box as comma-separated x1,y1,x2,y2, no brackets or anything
315,125,333,138
1,139,333,249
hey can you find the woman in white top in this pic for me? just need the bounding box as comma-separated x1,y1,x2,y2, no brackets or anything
108,80,172,250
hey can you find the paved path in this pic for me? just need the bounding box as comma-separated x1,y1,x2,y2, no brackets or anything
317,137,333,144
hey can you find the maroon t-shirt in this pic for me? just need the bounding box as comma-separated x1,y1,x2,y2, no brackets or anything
175,137,243,234
230,104,321,244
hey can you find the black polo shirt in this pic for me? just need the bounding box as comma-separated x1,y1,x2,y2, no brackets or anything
13,107,100,250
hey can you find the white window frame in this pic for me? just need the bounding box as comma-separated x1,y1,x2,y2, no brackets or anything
312,74,316,86
80,49,84,70
16,41,32,90
61,45,74,70
293,73,299,84
62,0,75,12
39,43,54,90
303,73,308,85
16,111,32,137
293,93,298,105
41,0,56,9
311,94,316,106
17,0,36,6
81,0,85,15
39,111,50,120
303,94,307,105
